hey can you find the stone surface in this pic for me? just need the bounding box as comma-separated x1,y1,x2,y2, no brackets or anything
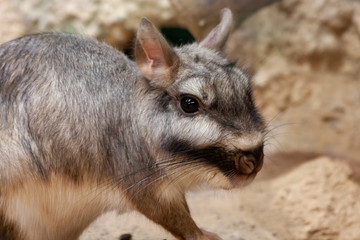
0,0,27,44
270,157,360,240
80,192,278,240
169,0,281,40
241,156,360,240
12,0,176,49
226,0,360,161
3,0,280,48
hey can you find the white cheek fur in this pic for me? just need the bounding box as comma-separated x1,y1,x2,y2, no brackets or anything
221,132,264,151
177,77,215,106
178,79,203,98
172,115,222,147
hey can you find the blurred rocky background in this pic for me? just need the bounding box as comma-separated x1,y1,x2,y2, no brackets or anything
2,0,360,239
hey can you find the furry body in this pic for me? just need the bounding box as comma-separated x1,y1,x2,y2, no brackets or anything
0,10,264,240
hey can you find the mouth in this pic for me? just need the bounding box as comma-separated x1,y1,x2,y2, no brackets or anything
161,139,263,189
228,172,257,188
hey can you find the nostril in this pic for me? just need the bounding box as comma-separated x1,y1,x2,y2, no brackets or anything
235,145,264,174
235,155,256,175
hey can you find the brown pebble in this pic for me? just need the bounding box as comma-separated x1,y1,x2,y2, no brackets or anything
119,233,132,240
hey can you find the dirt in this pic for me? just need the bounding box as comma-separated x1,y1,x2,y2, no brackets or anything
80,156,360,240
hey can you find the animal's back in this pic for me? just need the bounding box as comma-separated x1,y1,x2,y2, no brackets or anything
0,33,135,179
0,33,135,240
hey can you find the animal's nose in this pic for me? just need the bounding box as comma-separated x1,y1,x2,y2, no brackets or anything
235,145,264,174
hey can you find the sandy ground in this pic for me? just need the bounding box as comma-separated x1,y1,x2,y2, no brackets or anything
80,188,278,240
80,155,360,240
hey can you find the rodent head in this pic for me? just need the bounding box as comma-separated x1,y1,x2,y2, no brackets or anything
134,9,265,190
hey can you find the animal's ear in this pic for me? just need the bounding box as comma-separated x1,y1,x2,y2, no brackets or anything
200,8,233,50
135,17,179,88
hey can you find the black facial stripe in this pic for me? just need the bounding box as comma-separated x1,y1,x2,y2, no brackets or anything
161,137,235,176
162,136,193,154
187,147,235,176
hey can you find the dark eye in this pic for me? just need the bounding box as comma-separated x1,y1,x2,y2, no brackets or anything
180,96,200,114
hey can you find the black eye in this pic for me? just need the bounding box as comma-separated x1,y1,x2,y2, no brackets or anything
180,96,200,114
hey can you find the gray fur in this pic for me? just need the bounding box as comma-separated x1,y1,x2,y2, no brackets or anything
0,10,265,240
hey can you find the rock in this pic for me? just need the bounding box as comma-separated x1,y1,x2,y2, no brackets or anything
12,0,176,49
5,0,280,49
234,156,360,240
119,233,132,240
0,0,27,44
271,157,360,240
226,0,360,161
169,0,281,40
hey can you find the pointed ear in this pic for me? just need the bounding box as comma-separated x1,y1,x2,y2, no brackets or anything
200,8,233,50
135,17,179,88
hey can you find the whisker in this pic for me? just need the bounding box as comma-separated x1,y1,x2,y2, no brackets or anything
264,112,282,128
263,122,295,138
123,157,212,203
127,162,206,202
147,161,210,196
79,150,212,205
75,136,229,208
